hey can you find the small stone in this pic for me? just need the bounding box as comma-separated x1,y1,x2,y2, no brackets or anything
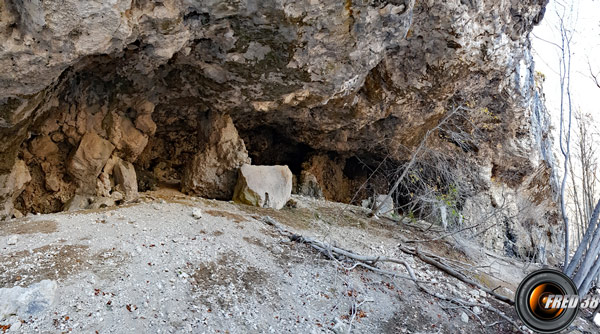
469,289,480,298
12,209,23,219
192,208,202,219
285,198,298,208
297,170,323,199
7,235,17,245
331,317,347,334
10,319,22,331
472,306,482,315
361,198,371,209
111,191,124,201
374,194,394,216
460,312,469,323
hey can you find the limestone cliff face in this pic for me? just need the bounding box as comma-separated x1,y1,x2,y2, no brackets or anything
0,0,559,261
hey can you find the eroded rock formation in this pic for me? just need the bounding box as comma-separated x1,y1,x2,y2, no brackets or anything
181,111,251,199
0,0,559,261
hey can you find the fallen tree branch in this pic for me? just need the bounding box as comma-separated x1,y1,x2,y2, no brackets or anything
348,299,373,334
262,216,522,333
399,244,514,305
263,216,420,282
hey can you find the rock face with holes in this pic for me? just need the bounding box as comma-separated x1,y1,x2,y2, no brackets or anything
0,0,560,261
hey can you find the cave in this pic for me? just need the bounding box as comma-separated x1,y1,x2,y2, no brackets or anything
0,0,561,263
6,53,391,215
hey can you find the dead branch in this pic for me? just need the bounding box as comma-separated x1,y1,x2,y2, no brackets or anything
347,299,373,334
261,216,525,333
262,216,419,282
370,105,469,217
589,61,600,89
398,244,514,305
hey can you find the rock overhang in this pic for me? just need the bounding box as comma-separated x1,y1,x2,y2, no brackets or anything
0,0,559,261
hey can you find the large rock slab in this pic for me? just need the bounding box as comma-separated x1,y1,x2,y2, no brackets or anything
107,112,149,162
233,165,293,210
0,280,57,319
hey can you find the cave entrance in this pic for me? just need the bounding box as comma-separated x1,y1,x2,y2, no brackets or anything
8,54,385,217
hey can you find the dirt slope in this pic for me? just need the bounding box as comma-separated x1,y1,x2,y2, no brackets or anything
0,192,594,333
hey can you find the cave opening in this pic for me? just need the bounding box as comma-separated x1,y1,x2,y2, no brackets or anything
6,53,390,216
237,125,312,175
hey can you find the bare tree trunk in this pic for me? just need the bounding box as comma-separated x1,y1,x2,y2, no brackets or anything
553,1,575,270
565,201,600,277
579,251,600,296
572,202,600,285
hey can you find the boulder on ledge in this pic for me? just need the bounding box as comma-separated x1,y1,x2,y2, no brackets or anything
233,164,293,210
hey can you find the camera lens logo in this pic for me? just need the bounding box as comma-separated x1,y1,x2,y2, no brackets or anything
515,269,579,333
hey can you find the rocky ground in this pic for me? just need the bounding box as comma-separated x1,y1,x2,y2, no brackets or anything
0,190,596,334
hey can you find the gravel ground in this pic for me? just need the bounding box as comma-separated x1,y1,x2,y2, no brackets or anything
0,192,597,333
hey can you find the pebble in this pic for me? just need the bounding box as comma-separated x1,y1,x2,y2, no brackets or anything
7,235,17,245
460,312,469,323
331,318,347,334
472,306,482,315
10,320,21,332
192,208,202,219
